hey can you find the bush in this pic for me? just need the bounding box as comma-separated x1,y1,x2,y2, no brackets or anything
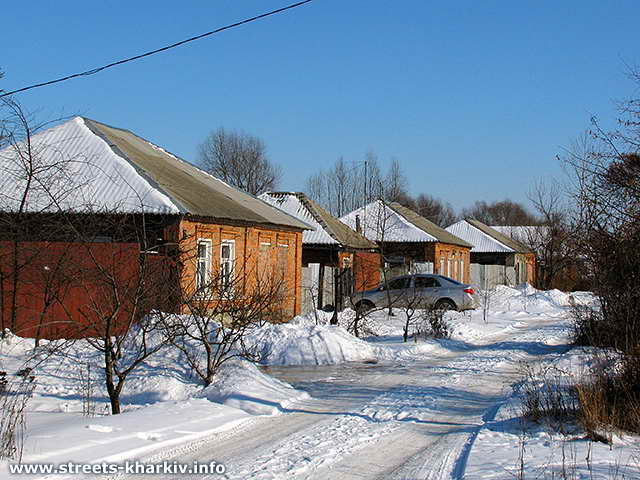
576,354,640,436
518,364,579,429
415,308,451,339
0,376,35,462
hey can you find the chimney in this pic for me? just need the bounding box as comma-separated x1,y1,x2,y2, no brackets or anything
355,214,362,233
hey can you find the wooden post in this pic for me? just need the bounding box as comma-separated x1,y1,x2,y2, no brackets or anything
330,267,339,325
317,263,325,309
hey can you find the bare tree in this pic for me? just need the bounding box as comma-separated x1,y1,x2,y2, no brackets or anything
305,151,403,217
462,199,538,226
197,127,281,195
384,158,408,203
563,68,640,353
167,259,285,387
526,180,580,290
413,193,458,227
0,98,81,338
69,213,180,415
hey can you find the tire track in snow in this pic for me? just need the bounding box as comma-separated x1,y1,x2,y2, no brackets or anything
111,315,571,480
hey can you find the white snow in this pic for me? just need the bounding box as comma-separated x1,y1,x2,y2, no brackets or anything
0,117,180,214
1,285,638,479
259,193,336,245
340,200,438,243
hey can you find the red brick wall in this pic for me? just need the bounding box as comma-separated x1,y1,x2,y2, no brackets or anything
0,241,148,339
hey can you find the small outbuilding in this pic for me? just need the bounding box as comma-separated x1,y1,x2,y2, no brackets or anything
446,219,536,288
340,200,473,283
260,192,380,313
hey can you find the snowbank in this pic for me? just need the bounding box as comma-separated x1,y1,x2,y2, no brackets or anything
199,359,309,415
0,285,594,477
465,348,640,479
250,324,379,366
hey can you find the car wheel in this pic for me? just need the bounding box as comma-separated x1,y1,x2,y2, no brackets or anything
434,299,457,311
355,300,374,313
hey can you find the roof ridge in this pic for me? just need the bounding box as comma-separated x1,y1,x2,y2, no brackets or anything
465,219,514,252
81,117,187,214
389,202,472,248
295,193,342,244
466,218,530,252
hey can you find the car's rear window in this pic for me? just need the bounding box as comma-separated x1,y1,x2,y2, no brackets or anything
438,275,463,286
415,276,440,288
388,277,410,290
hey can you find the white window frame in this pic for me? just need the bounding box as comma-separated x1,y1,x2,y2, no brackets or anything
196,238,212,294
220,239,236,293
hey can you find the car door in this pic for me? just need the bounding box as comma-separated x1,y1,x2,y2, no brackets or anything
384,276,411,308
414,276,442,307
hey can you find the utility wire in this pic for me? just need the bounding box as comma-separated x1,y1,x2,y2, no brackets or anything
0,0,313,98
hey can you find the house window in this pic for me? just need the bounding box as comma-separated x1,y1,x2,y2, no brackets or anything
196,239,212,292
439,257,444,275
459,258,464,282
220,240,235,292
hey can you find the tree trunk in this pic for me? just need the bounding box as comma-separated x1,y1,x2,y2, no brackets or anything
104,346,121,414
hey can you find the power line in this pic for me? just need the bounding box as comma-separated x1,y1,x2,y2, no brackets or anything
0,0,314,98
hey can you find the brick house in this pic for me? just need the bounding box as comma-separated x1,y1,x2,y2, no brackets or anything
445,219,536,288
260,192,380,313
340,200,473,283
0,117,308,338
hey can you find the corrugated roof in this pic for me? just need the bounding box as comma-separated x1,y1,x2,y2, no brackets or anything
340,200,470,247
445,219,532,253
341,200,436,243
260,192,376,249
387,203,473,248
491,226,546,248
0,117,179,214
466,219,532,253
0,117,309,230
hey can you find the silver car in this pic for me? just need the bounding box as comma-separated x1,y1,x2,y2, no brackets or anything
353,274,478,312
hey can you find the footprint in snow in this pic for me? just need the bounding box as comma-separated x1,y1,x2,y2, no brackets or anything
85,425,113,433
136,432,163,441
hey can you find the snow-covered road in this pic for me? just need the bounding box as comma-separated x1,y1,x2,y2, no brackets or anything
121,316,570,480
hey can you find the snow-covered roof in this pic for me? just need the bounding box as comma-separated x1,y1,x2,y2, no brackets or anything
0,117,309,230
260,192,375,249
491,226,546,248
446,219,532,253
340,200,471,247
0,117,178,215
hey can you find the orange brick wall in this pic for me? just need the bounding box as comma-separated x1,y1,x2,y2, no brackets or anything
426,243,472,283
178,219,303,319
353,251,381,291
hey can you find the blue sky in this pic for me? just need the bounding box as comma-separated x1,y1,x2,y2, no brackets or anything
3,1,639,211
